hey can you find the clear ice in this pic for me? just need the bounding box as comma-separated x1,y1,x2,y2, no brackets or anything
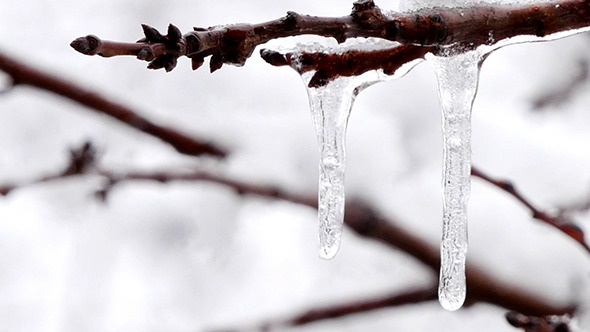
426,49,482,311
424,24,590,311
303,74,356,259
268,37,422,259
301,69,395,259
264,23,590,267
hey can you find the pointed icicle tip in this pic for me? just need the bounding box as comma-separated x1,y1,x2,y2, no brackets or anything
319,243,340,260
439,291,465,311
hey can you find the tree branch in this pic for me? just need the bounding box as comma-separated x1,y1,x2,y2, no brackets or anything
0,50,226,158
71,0,590,82
0,143,577,323
506,311,575,332
260,45,433,88
208,286,439,332
471,166,590,254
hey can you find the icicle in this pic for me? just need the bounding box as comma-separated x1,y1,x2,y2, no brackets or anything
264,37,423,259
302,75,356,259
426,49,482,311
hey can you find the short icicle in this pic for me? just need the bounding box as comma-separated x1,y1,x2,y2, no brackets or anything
302,74,359,259
426,49,482,310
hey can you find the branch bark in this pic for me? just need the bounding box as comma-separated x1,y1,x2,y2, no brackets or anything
71,0,590,83
209,286,439,332
0,143,577,325
0,50,226,158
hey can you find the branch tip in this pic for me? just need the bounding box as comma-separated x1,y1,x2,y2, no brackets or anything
70,35,101,55
260,49,289,67
284,11,300,28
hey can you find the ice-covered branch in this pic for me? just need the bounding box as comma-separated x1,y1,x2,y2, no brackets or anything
0,50,226,158
71,0,590,79
260,45,433,88
471,166,590,254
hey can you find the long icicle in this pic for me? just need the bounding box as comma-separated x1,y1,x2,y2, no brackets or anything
263,37,422,259
303,75,359,259
427,49,482,310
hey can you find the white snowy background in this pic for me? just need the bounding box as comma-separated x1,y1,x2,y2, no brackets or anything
1,0,590,331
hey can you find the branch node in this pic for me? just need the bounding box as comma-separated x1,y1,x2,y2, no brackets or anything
167,24,183,45
284,11,300,28
499,180,515,193
352,0,377,14
0,186,13,196
141,24,164,43
351,0,384,24
63,141,97,176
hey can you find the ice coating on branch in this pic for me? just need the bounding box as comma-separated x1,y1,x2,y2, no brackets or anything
478,26,590,56
397,0,558,12
426,48,482,311
265,37,420,259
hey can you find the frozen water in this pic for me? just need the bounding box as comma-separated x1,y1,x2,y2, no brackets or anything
397,0,560,12
300,65,394,259
426,48,482,311
478,26,590,56
302,73,355,259
265,38,423,259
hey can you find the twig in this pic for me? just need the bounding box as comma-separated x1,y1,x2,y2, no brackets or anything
0,50,226,158
471,166,590,254
208,286,438,332
71,0,590,79
506,311,575,332
0,144,576,321
260,45,433,88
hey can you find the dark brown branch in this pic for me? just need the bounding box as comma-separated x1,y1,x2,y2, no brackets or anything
209,286,438,332
0,50,226,158
506,311,575,332
290,287,438,325
0,148,576,320
471,166,590,254
260,45,433,87
71,0,590,77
